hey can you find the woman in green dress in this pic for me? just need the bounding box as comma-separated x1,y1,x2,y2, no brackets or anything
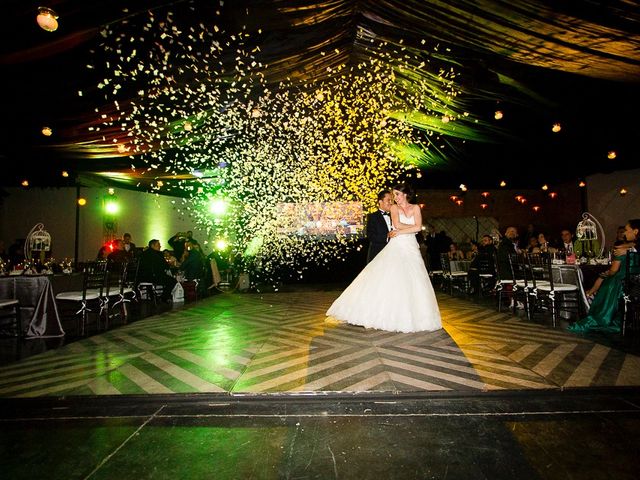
569,219,639,333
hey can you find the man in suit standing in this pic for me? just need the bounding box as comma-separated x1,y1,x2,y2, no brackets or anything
366,190,393,263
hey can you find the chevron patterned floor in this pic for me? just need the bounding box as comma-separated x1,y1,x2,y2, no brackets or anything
1,291,639,397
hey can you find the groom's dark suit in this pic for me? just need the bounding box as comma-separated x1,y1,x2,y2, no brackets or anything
366,210,391,263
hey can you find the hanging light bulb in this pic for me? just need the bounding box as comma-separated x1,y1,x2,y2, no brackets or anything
578,181,586,188
36,7,59,32
620,188,628,196
494,110,503,120
41,126,53,136
499,180,507,187
459,183,467,192
552,123,562,133
607,151,617,160
21,179,29,187
61,170,69,178
541,184,549,191
77,198,87,206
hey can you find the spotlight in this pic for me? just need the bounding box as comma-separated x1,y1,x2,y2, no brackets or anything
209,198,228,216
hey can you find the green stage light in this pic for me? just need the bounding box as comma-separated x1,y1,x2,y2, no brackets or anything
104,200,119,214
215,239,228,251
209,198,228,216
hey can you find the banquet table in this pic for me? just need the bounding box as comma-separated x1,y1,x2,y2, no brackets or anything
0,274,76,338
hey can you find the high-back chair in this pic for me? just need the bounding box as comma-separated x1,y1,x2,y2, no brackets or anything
622,251,640,335
55,261,108,336
527,253,578,326
440,253,469,296
508,253,533,318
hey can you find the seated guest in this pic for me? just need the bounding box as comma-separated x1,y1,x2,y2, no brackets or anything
163,249,179,269
560,229,576,254
107,239,132,265
466,242,479,261
122,233,137,256
447,243,465,261
525,236,539,253
138,239,176,302
532,232,557,254
569,219,639,333
613,220,639,257
180,239,206,281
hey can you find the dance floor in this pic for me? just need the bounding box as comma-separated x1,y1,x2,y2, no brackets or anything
2,291,640,479
1,291,639,397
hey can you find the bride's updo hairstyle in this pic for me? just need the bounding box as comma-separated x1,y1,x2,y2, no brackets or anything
392,183,416,203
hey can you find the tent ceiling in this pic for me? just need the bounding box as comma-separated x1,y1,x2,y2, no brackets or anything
0,0,638,192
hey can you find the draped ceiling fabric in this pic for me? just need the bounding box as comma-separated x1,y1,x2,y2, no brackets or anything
0,0,638,191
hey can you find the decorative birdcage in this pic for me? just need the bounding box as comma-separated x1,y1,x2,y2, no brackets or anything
24,223,52,261
575,212,605,258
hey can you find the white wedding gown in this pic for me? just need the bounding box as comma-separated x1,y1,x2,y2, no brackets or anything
326,213,442,332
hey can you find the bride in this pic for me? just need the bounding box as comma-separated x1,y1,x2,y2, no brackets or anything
326,183,442,332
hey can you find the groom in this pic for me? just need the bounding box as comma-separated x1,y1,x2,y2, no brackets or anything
366,190,393,263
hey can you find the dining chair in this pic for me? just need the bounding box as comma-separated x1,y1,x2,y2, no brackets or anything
440,253,468,296
469,252,496,298
622,251,640,335
508,253,532,319
104,259,140,328
55,261,108,336
494,253,514,312
526,253,578,326
0,299,22,340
